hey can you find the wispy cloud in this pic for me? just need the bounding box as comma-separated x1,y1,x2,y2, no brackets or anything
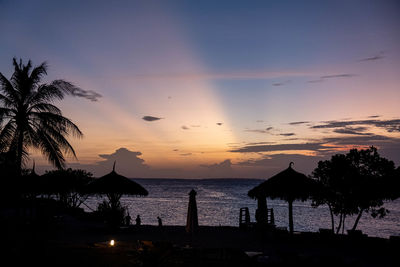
245,128,295,136
307,73,356,83
180,153,192,156
200,159,232,169
359,52,385,62
272,80,291,87
322,135,395,145
245,127,274,134
230,143,327,153
69,88,102,101
311,119,400,132
272,82,285,86
320,74,357,79
332,126,371,136
280,133,296,136
307,79,324,83
53,80,102,101
142,116,163,122
289,121,309,125
230,134,400,164
245,141,276,145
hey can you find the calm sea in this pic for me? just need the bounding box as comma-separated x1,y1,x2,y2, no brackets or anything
84,178,400,238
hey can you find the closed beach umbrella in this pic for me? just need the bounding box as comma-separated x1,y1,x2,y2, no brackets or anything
248,162,317,234
186,189,199,233
86,162,148,208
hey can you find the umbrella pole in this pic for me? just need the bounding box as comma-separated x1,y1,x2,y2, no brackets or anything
288,200,294,234
256,197,268,226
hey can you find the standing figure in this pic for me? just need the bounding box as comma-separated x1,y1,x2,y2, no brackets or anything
136,215,141,226
125,213,131,226
157,216,163,227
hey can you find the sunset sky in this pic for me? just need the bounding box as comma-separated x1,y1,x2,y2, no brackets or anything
1,0,399,178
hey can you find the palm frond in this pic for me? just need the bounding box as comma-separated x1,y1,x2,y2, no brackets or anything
41,124,77,158
27,116,78,160
12,58,21,72
0,93,15,108
28,84,64,104
29,61,48,87
31,111,83,138
0,73,19,103
28,103,62,115
50,80,82,97
0,120,16,151
11,58,31,93
36,129,65,169
0,107,14,125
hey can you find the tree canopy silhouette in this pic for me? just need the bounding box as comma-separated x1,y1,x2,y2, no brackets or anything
0,58,83,174
40,168,94,209
312,146,398,233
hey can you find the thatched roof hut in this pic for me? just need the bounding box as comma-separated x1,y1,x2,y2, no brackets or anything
248,162,317,234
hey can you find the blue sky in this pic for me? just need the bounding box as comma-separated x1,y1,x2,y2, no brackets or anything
0,0,399,178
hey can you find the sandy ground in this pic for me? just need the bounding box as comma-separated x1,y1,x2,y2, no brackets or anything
1,214,399,267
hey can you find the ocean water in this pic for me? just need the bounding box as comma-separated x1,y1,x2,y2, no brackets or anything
83,178,400,239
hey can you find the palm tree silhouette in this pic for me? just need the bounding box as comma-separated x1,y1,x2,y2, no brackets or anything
0,58,83,174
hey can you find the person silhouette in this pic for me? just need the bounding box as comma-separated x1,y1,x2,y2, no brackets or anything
157,216,162,227
125,213,131,226
136,215,141,226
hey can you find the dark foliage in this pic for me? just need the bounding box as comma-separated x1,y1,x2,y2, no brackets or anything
95,200,127,227
39,168,94,208
312,146,398,233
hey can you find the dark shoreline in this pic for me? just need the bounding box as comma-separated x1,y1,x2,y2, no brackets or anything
1,213,399,267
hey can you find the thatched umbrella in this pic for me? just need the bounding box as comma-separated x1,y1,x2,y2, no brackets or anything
186,189,199,233
86,162,148,209
248,162,317,234
20,162,43,196
22,162,69,196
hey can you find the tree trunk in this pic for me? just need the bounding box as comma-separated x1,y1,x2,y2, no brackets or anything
336,212,343,234
342,214,346,234
352,209,364,231
256,197,268,225
328,203,335,232
288,200,294,234
16,128,24,175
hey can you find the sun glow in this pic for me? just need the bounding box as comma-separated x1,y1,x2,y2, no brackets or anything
28,7,237,172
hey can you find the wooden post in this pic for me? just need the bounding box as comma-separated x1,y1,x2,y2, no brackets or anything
288,200,294,234
256,197,268,225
